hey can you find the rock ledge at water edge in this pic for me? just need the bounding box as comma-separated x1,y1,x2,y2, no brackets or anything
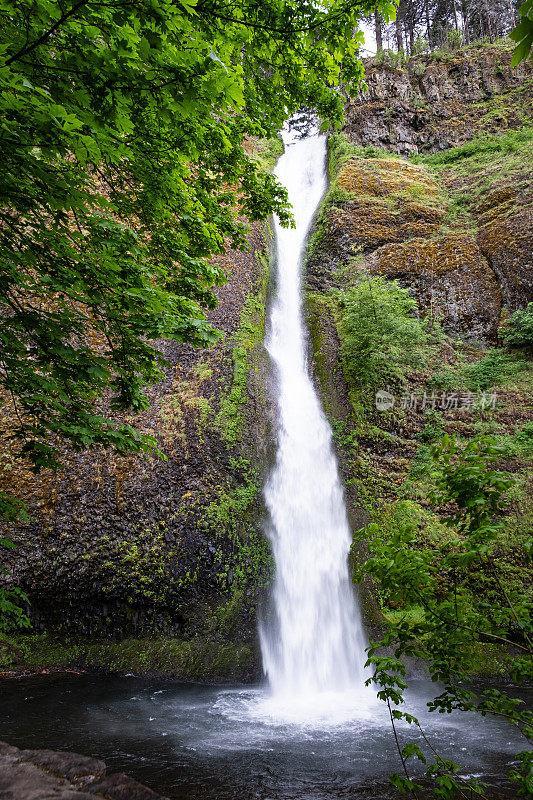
0,741,168,800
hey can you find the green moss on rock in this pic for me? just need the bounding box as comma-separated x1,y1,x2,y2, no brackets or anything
4,633,257,680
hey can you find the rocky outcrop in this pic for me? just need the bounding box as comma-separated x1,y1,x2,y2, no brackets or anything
473,185,533,314
0,741,167,799
307,155,503,339
366,233,501,340
344,44,533,154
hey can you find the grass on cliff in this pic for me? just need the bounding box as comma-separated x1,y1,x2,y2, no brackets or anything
413,125,533,167
429,348,532,392
250,135,284,172
328,131,397,178
215,292,266,446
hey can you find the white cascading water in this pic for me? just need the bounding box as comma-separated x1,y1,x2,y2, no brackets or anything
260,125,368,705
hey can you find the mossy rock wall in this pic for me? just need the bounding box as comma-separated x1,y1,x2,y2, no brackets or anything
1,220,274,667
303,104,533,670
307,152,504,339
366,232,501,339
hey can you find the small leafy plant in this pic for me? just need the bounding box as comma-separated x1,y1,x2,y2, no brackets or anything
355,435,532,798
503,303,533,348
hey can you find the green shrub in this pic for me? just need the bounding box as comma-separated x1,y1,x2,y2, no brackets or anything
464,350,530,390
429,347,530,392
417,410,444,442
328,132,356,177
355,435,532,796
411,37,429,56
251,136,284,172
338,276,430,389
409,444,434,478
373,48,406,70
502,421,533,457
503,303,533,348
447,29,463,50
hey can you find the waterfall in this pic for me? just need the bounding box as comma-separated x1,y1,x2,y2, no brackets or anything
260,125,368,700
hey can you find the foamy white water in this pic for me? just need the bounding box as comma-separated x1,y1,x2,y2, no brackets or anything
259,125,369,710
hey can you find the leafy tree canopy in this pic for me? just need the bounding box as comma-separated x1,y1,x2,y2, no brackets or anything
511,0,533,66
0,0,393,487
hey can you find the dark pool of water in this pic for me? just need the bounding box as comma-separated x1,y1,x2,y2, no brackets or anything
0,674,529,799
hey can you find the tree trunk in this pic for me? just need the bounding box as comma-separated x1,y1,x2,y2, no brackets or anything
374,10,383,51
407,20,415,53
461,0,470,44
425,0,432,49
395,13,404,51
452,0,460,32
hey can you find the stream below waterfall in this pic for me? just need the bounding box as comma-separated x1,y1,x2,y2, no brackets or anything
0,674,529,799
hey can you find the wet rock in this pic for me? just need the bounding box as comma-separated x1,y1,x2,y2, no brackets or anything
0,741,168,799
12,748,106,783
87,773,165,799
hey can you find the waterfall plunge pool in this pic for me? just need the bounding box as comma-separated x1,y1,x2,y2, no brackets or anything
0,673,528,799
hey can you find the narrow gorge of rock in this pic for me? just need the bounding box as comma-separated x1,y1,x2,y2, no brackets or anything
1,41,531,690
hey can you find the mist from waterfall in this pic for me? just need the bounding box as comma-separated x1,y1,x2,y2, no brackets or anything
259,125,368,705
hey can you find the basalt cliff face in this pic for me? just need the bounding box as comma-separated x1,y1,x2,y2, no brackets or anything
1,211,274,679
309,44,533,341
304,43,532,662
345,43,533,155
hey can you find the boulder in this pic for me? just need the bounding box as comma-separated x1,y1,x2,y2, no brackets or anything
0,742,168,800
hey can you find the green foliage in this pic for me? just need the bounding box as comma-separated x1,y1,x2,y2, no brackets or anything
338,276,432,389
328,132,393,177
446,29,462,50
414,127,533,166
0,0,393,485
215,292,265,445
503,303,533,348
0,537,30,636
429,349,531,392
510,0,533,66
502,422,533,457
251,136,284,172
464,350,530,390
372,48,407,69
328,132,357,177
3,634,254,679
96,523,187,605
356,435,532,797
410,37,429,56
417,411,444,443
201,457,272,593
408,444,434,479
